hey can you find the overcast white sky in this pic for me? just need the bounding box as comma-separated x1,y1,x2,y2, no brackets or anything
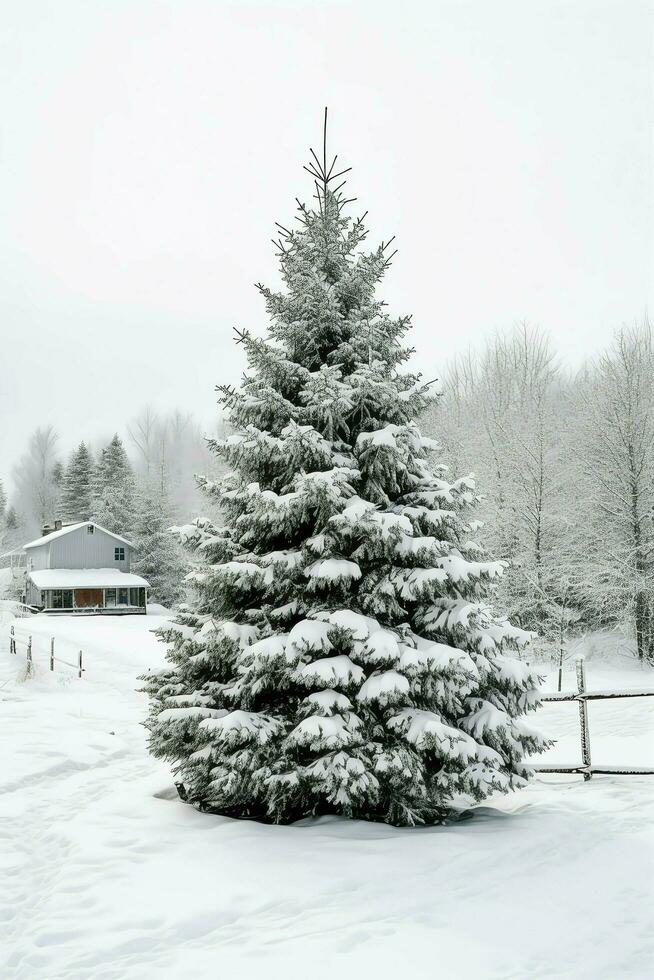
1,0,652,492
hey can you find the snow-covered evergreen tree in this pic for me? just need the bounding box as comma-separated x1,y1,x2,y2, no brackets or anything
142,115,549,825
92,434,137,534
51,460,65,492
132,487,187,609
3,506,22,550
1,506,26,597
60,442,95,523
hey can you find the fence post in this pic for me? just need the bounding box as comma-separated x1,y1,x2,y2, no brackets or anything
78,650,83,678
557,646,564,693
576,657,592,780
26,635,33,678
10,625,15,655
50,637,55,671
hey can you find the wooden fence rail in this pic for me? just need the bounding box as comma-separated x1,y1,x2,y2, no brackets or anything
8,627,84,677
532,657,654,779
542,689,654,702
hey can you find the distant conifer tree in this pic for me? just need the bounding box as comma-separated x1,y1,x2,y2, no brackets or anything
92,434,137,534
2,506,24,553
60,442,95,523
132,486,187,609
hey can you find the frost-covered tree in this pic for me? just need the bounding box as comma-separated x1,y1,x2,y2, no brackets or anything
574,322,654,661
94,433,133,491
132,487,187,608
127,406,159,482
2,506,23,551
0,481,7,554
60,442,95,523
11,426,61,536
423,325,574,636
142,114,548,826
128,406,220,519
92,434,137,534
52,460,65,493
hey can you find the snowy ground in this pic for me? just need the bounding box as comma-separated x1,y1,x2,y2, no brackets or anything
1,614,653,980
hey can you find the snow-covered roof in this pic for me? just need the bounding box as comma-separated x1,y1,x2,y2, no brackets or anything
23,522,133,551
28,569,149,589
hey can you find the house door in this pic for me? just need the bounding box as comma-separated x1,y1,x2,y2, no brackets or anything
74,589,103,608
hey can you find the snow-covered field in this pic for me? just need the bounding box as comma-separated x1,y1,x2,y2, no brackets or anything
1,613,652,980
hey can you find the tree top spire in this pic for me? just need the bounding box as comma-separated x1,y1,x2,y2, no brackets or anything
303,107,353,205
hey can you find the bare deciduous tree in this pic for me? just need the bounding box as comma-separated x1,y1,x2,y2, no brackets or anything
425,323,570,633
575,320,654,661
128,406,219,518
11,426,61,536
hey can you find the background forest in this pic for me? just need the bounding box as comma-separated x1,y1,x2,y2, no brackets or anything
422,318,654,662
2,318,652,663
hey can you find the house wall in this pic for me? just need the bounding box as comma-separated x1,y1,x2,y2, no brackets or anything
26,545,50,571
25,578,37,606
48,527,131,571
25,577,45,607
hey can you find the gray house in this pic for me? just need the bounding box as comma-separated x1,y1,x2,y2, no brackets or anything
23,521,149,614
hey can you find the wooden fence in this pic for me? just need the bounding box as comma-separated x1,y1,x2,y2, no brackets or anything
4,630,651,768
8,626,84,678
532,657,654,779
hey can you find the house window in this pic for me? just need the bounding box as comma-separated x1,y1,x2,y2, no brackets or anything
105,589,116,607
114,547,125,561
51,590,73,609
87,525,94,535
118,588,129,605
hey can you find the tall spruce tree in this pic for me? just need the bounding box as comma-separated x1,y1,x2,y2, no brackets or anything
92,434,137,534
60,442,95,523
142,114,549,825
132,487,187,609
